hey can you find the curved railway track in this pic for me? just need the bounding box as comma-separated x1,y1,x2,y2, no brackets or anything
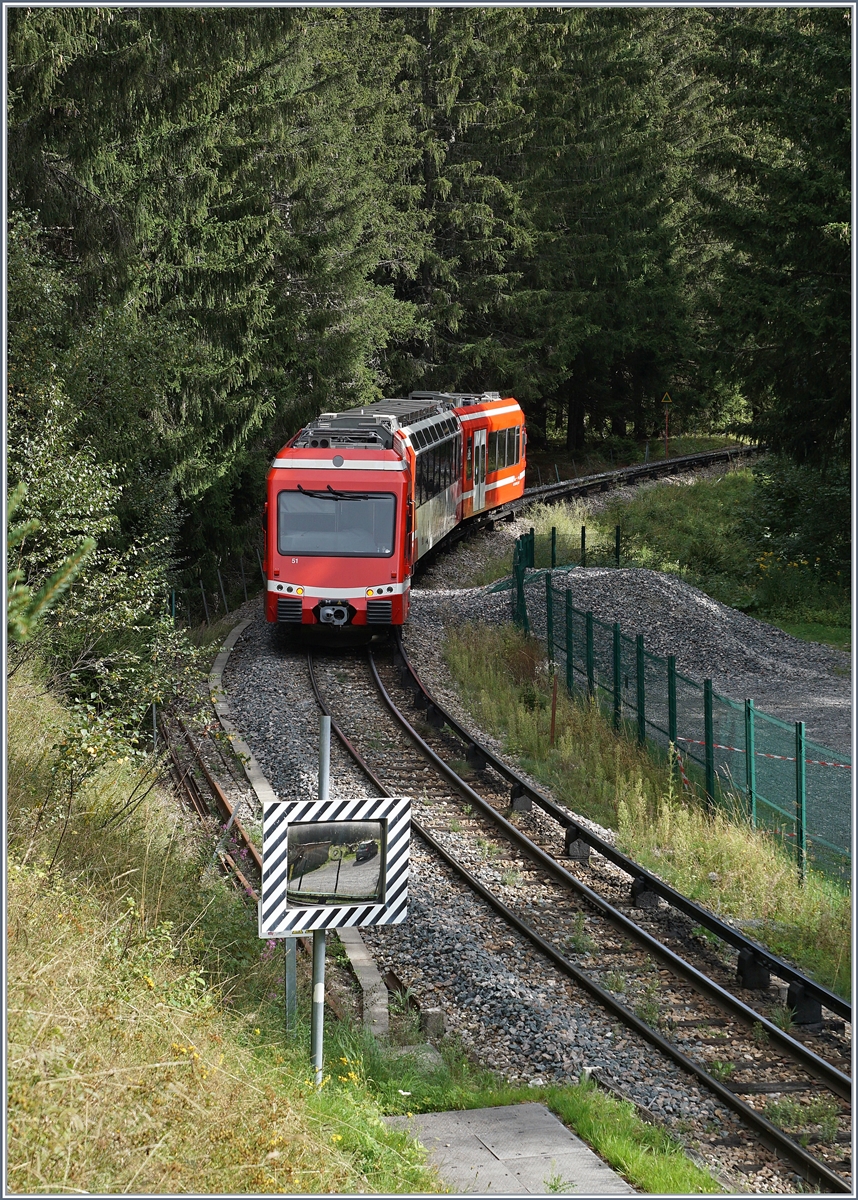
302,640,850,1193
446,444,765,548
164,442,853,1194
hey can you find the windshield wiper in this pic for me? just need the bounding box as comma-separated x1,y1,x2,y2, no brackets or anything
296,484,370,501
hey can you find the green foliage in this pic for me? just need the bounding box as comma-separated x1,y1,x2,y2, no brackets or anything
7,483,95,644
617,783,851,999
750,456,850,582
443,621,850,999
697,8,851,467
596,466,849,629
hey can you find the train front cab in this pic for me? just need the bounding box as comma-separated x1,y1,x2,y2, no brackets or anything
456,396,526,519
264,448,412,629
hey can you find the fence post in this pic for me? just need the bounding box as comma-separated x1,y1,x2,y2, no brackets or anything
199,580,210,625
636,634,646,745
615,526,620,568
528,527,535,568
613,623,621,730
565,591,575,696
551,526,557,569
545,573,554,664
704,679,715,810
667,655,677,749
795,721,806,882
745,699,757,828
256,547,265,580
217,568,230,615
239,557,248,603
585,611,594,697
581,525,587,569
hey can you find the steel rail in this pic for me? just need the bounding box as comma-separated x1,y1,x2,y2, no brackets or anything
392,633,852,1027
517,446,766,509
437,444,765,559
371,647,851,1103
306,649,850,1194
175,715,263,874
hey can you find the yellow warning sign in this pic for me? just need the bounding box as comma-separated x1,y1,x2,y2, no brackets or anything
661,392,673,404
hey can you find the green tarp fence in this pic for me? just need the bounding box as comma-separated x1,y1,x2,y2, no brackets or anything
509,549,851,883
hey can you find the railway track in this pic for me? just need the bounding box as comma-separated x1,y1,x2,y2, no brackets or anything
448,444,765,547
164,440,853,1193
165,620,851,1191
303,639,850,1193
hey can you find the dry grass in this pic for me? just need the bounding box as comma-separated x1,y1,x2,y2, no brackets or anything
618,783,852,997
443,622,851,999
6,666,443,1195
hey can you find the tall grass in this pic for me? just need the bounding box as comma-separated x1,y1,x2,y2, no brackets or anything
443,623,851,999
8,660,726,1195
6,665,444,1195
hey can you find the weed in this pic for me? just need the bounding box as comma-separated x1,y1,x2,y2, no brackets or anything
564,913,596,955
770,1004,795,1033
708,1060,734,1082
634,982,661,1026
448,819,463,833
500,869,522,887
545,1164,577,1192
603,971,626,994
765,1096,840,1143
751,1021,769,1048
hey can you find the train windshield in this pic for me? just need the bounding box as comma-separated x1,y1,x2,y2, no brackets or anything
277,489,396,557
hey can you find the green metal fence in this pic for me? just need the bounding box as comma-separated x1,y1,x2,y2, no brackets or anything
509,547,851,883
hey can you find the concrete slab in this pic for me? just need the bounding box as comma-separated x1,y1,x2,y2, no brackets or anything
385,1102,636,1195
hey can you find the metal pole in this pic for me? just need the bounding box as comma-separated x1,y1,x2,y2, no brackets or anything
240,557,248,603
256,546,265,580
551,526,557,569
665,406,669,459
613,623,621,730
636,634,645,745
585,611,594,697
581,525,587,569
704,680,715,811
554,463,561,483
795,721,806,882
199,580,210,625
668,655,677,767
311,714,331,1084
745,699,757,828
545,572,554,663
284,938,297,1034
311,928,326,1085
565,590,574,697
217,568,230,614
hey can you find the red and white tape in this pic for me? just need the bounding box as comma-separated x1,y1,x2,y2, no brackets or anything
675,736,850,771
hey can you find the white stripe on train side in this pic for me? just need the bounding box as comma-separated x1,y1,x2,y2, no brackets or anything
271,458,406,471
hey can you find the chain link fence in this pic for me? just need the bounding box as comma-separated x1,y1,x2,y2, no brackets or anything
508,536,851,883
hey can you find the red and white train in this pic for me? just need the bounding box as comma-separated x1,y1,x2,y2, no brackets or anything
263,390,526,628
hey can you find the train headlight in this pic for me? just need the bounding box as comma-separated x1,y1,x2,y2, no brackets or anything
366,588,374,596
296,587,304,596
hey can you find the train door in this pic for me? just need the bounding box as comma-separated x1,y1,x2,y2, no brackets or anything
473,427,487,511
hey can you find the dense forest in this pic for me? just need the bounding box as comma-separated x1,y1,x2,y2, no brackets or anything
7,6,851,729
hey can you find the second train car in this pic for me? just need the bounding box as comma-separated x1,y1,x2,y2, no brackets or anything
263,390,526,629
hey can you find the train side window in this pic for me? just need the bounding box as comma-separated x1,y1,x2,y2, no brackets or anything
465,435,472,480
417,451,425,506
